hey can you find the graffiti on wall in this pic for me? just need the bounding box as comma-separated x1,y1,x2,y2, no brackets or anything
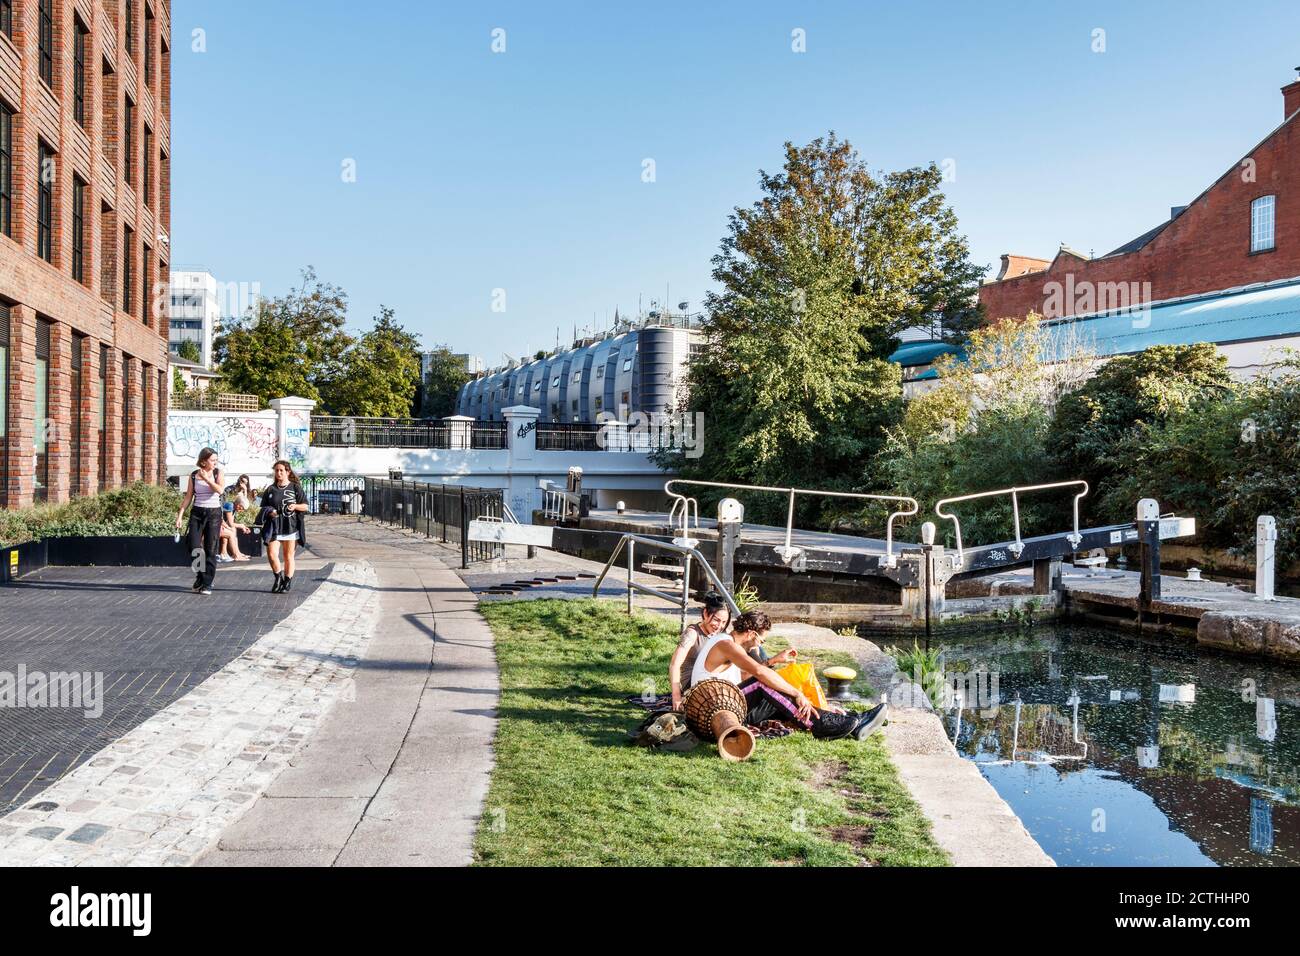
282,409,310,472
167,414,279,472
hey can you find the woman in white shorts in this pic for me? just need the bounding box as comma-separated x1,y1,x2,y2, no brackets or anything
259,459,309,593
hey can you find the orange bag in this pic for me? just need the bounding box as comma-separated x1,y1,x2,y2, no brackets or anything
774,661,828,709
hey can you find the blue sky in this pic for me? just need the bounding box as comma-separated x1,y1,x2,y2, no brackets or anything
172,0,1300,362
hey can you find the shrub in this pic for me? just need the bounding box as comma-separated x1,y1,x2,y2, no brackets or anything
0,483,186,547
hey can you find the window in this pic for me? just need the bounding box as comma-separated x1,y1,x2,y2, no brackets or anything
144,4,154,83
74,18,88,127
120,355,130,483
0,102,11,238
122,226,134,312
139,366,149,475
123,98,134,185
517,384,524,396
1252,196,1276,253
596,364,604,379
0,0,11,41
622,357,633,372
143,127,151,203
572,370,581,383
141,242,150,323
533,380,540,391
125,0,134,54
72,176,86,283
38,0,53,88
71,335,83,496
35,320,50,502
37,142,53,263
98,344,107,489
551,375,560,388
593,396,603,412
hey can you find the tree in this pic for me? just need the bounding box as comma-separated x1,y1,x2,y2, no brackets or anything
667,133,984,524
1048,343,1235,521
212,266,351,406
176,340,201,364
880,315,1095,545
320,307,423,417
171,366,187,396
420,346,471,418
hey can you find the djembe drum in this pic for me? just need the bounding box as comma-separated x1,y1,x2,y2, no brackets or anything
682,678,755,762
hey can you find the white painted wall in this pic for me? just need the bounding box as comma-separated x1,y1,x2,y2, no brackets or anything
166,409,281,484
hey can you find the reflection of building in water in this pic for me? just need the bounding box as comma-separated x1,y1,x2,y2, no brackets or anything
1252,798,1274,856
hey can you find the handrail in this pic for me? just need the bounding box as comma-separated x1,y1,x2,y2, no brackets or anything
934,479,1089,569
663,479,919,567
592,532,742,625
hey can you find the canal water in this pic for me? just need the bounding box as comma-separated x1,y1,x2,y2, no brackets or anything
932,623,1299,866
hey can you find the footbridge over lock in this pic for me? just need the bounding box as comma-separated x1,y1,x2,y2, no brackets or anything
529,477,1196,629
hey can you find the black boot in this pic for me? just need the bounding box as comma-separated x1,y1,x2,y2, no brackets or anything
281,575,293,593
271,572,285,593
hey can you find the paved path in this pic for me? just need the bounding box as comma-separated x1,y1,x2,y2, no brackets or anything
198,519,498,866
0,556,376,865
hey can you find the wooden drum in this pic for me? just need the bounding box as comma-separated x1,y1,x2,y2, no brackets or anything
681,678,755,761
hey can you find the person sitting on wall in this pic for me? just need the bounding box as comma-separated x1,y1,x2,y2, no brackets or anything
693,610,888,741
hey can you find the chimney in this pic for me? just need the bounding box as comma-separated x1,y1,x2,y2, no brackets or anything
1285,67,1300,120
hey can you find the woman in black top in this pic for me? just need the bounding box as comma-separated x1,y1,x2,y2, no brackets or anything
260,459,309,593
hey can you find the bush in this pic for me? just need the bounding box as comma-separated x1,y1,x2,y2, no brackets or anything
0,483,186,547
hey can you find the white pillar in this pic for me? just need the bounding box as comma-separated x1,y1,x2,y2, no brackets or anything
503,405,542,521
1256,515,1278,601
442,414,474,450
503,405,540,462
269,396,317,473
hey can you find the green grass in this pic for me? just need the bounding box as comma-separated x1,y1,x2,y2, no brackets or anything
475,599,949,867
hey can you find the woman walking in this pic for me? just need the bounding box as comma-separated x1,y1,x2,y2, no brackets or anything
259,460,309,593
175,447,224,595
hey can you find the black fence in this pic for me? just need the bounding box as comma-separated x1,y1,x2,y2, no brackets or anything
311,416,508,450
363,477,505,567
299,474,369,514
535,422,604,452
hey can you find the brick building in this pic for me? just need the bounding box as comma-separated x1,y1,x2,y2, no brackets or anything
980,73,1300,322
0,0,170,509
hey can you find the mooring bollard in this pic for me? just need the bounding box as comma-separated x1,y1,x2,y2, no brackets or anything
920,521,937,650
1256,515,1278,601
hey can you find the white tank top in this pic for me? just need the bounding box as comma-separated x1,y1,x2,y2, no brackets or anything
192,469,222,509
691,633,743,687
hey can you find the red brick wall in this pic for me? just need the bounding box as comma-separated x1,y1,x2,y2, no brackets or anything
0,1,171,508
980,105,1300,321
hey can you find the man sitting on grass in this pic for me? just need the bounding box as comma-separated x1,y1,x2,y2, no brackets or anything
692,610,888,741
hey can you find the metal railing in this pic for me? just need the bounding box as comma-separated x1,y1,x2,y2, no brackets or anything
664,479,919,568
934,479,1088,569
311,417,509,450
536,423,604,452
363,477,506,566
299,474,368,514
592,532,741,631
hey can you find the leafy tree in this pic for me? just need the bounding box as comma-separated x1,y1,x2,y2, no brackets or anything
880,315,1093,545
420,346,471,418
171,366,187,396
212,266,351,406
666,133,983,525
1048,343,1235,522
320,307,423,417
176,340,201,364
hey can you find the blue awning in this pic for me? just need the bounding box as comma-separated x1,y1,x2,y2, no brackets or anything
889,340,964,367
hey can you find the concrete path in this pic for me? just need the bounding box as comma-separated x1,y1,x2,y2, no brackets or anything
199,521,498,866
774,622,1055,867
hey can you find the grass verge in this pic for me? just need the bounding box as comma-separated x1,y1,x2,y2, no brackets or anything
475,598,948,867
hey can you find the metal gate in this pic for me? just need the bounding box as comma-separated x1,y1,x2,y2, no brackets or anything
363,478,505,566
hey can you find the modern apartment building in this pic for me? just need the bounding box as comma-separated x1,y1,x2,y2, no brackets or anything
0,0,171,507
168,268,218,367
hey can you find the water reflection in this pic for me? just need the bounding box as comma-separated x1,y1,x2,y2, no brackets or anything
937,624,1300,866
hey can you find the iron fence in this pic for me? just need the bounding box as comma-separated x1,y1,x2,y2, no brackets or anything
535,422,604,452
363,477,505,566
311,416,509,450
299,474,369,514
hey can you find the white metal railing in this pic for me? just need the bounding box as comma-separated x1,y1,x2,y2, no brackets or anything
591,532,741,630
934,480,1088,569
540,480,583,522
663,479,919,568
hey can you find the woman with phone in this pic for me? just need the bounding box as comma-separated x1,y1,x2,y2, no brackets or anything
175,447,224,595
259,460,309,593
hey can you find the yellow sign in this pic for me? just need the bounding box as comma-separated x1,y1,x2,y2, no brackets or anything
8,550,16,572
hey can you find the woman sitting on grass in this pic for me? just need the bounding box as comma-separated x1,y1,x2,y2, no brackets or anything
692,610,888,741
